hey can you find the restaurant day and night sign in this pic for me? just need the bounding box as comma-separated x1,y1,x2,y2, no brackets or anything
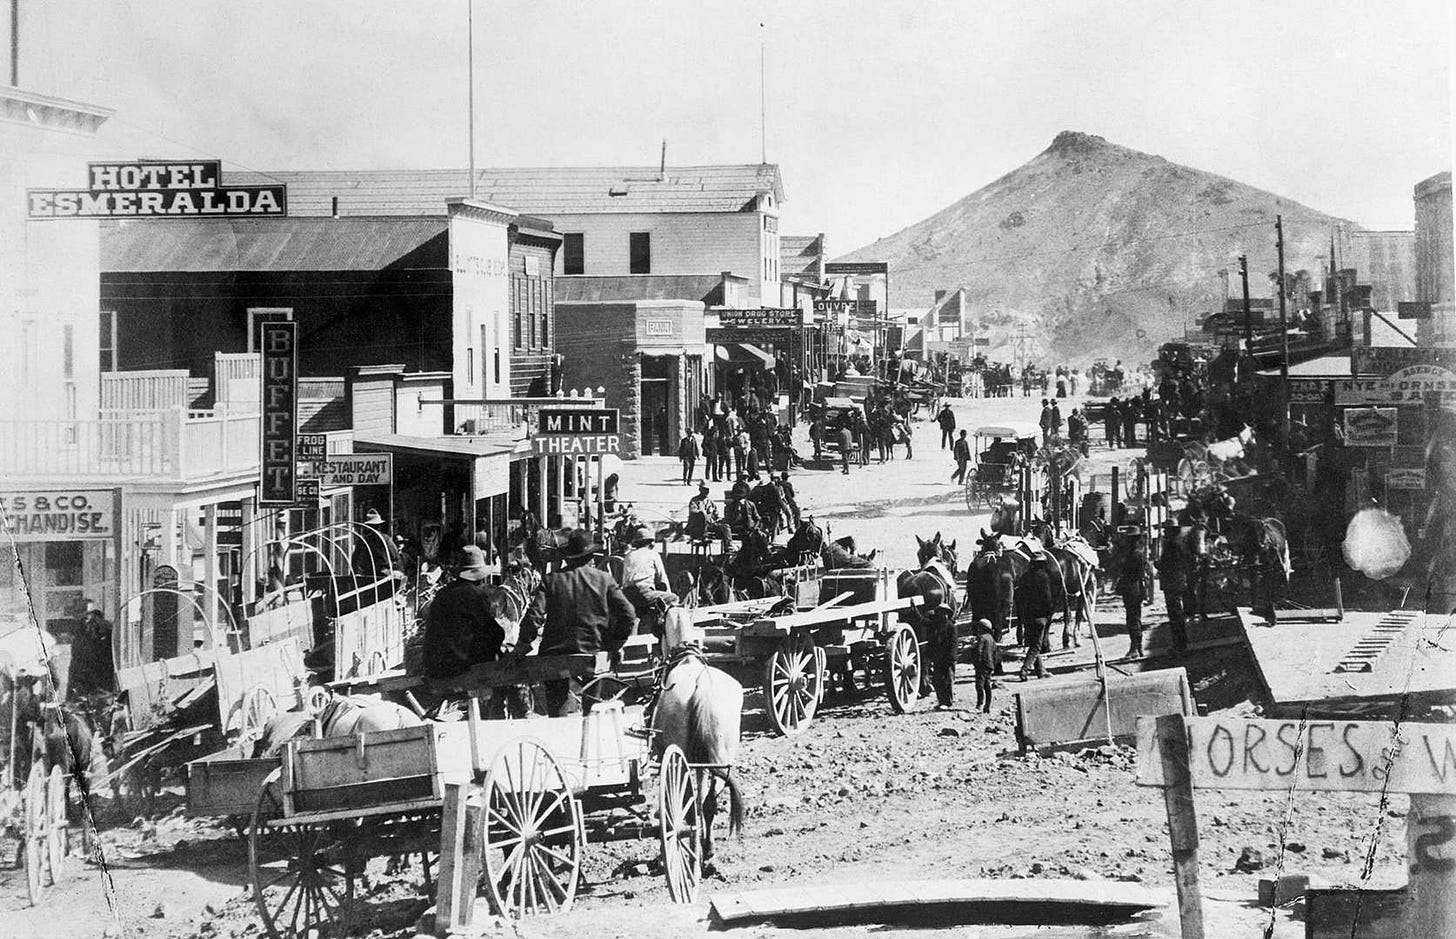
28,160,287,218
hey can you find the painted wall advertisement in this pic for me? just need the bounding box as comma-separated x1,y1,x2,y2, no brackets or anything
717,308,804,328
0,490,120,542
1343,407,1398,448
1385,468,1426,491
1335,365,1456,409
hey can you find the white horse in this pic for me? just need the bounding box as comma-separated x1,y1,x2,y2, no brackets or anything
650,609,744,860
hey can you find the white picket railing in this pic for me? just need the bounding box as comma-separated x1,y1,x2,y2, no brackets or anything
0,405,261,481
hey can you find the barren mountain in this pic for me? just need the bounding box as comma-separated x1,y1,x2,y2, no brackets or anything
838,131,1359,364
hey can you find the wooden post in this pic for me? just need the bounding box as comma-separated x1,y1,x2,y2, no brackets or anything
1408,793,1456,938
435,782,483,935
1154,714,1205,938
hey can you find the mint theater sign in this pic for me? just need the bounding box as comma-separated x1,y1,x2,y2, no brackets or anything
28,160,287,218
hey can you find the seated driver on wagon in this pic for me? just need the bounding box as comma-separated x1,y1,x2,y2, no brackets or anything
518,528,637,716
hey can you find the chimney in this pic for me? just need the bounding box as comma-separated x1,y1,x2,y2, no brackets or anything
934,290,947,304
660,140,667,181
331,196,339,218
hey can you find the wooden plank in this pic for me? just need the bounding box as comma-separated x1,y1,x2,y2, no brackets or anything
434,782,471,936
214,637,305,739
1136,717,1456,796
747,594,921,632
1153,714,1205,939
426,653,600,693
1408,793,1456,937
709,878,1161,924
1305,888,1408,939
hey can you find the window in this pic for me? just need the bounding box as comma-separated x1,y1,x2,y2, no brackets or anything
62,324,74,379
98,310,117,372
467,347,474,385
20,320,35,386
512,277,524,350
629,232,651,274
562,233,584,275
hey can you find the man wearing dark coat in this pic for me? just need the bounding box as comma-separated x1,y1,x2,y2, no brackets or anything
1015,552,1055,680
421,546,503,680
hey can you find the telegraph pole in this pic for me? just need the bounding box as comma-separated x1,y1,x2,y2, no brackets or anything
1276,216,1290,436
466,0,476,199
1238,255,1252,346
10,0,18,86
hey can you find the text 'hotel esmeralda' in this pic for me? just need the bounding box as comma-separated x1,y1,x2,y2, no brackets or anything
27,160,287,218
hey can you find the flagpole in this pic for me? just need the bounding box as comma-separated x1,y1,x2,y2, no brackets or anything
467,0,476,199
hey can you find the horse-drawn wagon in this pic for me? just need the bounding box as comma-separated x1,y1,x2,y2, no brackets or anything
185,652,712,939
0,654,73,906
962,422,1040,512
691,568,924,735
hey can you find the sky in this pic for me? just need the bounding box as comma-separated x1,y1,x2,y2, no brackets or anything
14,0,1454,252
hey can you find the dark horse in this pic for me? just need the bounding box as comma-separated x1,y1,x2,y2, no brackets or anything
898,534,962,703
1026,518,1098,647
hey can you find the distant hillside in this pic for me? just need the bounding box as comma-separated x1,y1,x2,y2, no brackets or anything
838,131,1359,364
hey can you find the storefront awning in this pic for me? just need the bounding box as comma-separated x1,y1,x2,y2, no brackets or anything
353,432,515,497
714,342,776,367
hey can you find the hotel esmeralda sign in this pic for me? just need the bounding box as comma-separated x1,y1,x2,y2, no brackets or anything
28,160,287,219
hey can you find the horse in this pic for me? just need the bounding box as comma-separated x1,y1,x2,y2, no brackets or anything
1215,514,1291,618
897,534,962,704
1027,518,1100,648
651,609,745,862
251,694,423,759
989,497,1022,536
964,530,1019,644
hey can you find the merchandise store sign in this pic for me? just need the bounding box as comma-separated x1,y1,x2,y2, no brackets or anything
1344,407,1398,448
28,160,287,219
717,308,803,328
259,322,298,505
299,454,392,487
0,490,118,542
1335,367,1456,409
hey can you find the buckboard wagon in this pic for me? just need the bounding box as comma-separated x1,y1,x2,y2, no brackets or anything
187,653,702,937
693,568,925,735
1,663,72,906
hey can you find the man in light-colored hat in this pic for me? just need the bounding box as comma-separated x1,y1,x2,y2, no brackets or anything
520,529,636,715
420,545,503,680
352,508,402,586
620,524,675,632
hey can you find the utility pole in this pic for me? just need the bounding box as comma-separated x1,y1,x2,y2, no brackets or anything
1238,255,1252,346
466,0,476,199
10,0,18,87
1276,216,1290,437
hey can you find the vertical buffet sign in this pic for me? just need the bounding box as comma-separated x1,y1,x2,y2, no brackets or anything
259,322,298,505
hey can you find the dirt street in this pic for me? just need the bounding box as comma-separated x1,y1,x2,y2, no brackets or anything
0,395,1412,938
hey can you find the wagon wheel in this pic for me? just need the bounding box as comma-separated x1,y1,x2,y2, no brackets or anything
366,650,388,676
1176,457,1210,494
240,686,277,746
760,634,821,736
24,761,50,905
481,738,583,917
657,745,702,904
249,773,356,939
304,685,331,716
46,764,68,882
884,625,922,714
963,475,981,513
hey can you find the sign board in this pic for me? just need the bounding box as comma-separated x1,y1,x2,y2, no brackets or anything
1336,379,1395,406
1386,468,1426,491
259,321,298,505
294,478,321,502
0,489,118,542
1288,378,1332,404
706,328,793,347
1136,716,1456,796
537,408,619,436
28,160,287,219
1386,365,1456,408
644,319,673,336
716,308,803,328
813,299,878,317
532,434,622,455
299,454,393,487
1344,407,1398,448
1397,301,1432,320
297,434,328,461
824,261,888,275
472,452,510,499
1352,346,1455,379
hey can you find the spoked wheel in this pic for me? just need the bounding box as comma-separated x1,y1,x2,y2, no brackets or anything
249,773,356,939
304,685,331,716
657,746,702,904
366,650,388,676
963,477,979,513
481,738,583,917
761,634,821,736
24,762,50,906
46,765,68,882
884,625,923,714
240,686,278,747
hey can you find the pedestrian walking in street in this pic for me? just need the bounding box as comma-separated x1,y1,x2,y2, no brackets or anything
937,402,956,449
776,471,802,529
1105,396,1122,448
702,428,720,482
1117,532,1148,658
926,605,957,709
972,618,997,713
951,429,971,483
677,431,699,484
837,423,854,475
1015,550,1055,680
1039,398,1055,446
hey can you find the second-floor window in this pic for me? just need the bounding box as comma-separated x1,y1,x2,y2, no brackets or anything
630,232,651,274
99,310,117,372
563,233,584,275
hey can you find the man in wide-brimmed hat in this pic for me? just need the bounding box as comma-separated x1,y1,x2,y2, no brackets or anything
420,545,503,680
520,528,636,715
352,508,402,587
620,524,675,631
66,600,116,698
1015,547,1055,680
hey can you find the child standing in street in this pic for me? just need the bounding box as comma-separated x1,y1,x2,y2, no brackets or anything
972,618,998,713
